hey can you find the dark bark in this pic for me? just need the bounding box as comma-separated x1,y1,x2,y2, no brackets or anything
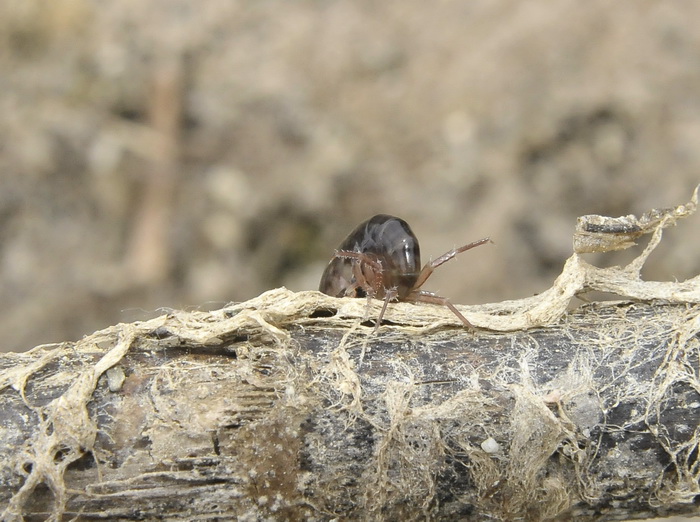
1,292,699,521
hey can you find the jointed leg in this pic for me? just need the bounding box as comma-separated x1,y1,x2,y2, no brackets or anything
334,250,395,330
334,250,384,297
408,290,475,329
373,287,398,333
412,237,491,290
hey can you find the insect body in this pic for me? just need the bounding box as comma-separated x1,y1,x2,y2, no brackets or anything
319,214,490,330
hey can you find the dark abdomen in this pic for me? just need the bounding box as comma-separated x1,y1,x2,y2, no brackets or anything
319,215,421,299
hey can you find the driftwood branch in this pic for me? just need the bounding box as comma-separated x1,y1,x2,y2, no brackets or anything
1,189,699,521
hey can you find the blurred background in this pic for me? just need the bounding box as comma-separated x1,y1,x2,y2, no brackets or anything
1,0,699,353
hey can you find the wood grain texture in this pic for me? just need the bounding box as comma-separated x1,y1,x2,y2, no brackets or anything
2,190,699,521
1,294,699,521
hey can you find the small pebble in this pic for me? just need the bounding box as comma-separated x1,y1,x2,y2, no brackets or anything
106,366,126,392
481,437,501,454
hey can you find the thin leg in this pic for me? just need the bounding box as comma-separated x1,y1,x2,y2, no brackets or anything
408,290,475,329
334,250,394,331
412,237,491,290
372,287,398,333
334,250,384,296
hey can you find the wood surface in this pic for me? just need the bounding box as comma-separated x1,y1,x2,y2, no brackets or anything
1,190,699,521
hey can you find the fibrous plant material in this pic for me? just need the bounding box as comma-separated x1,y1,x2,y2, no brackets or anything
0,188,699,521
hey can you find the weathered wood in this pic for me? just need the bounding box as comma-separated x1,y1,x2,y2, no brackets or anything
0,293,699,521
1,190,699,521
